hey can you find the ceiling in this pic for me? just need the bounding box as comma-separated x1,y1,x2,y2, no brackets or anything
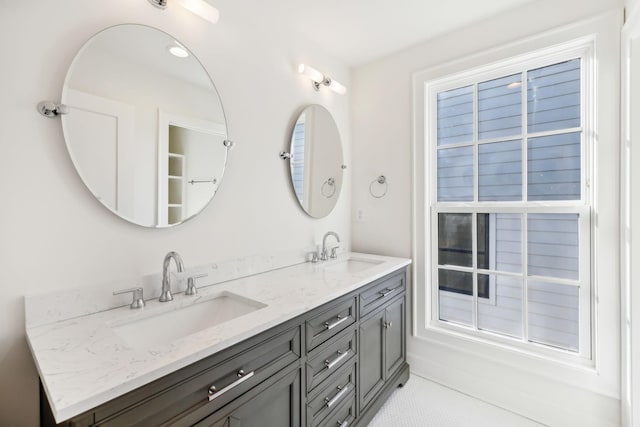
215,0,538,67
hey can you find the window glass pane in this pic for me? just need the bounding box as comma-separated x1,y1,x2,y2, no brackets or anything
527,59,581,133
478,140,522,201
438,213,472,267
477,213,490,270
478,73,522,139
437,146,474,201
437,85,474,146
438,269,473,326
528,132,581,201
478,213,522,273
528,280,579,351
495,213,522,273
528,213,579,280
478,274,522,338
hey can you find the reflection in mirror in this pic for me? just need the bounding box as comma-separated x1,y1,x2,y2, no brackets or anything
61,24,228,227
288,105,343,218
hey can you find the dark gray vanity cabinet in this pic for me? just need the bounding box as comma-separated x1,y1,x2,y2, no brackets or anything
193,364,302,427
41,323,302,427
359,296,406,411
41,267,409,427
355,271,408,427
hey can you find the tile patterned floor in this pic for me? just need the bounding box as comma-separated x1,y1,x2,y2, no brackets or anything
367,374,545,427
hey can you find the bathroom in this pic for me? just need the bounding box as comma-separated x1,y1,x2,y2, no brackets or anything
1,0,638,425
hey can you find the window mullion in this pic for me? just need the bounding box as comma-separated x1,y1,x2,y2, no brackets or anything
521,70,529,345
522,70,529,203
473,82,479,203
522,212,529,344
472,213,478,330
473,83,479,331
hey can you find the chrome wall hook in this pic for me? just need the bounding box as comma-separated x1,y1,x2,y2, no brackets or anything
37,101,68,118
279,151,292,160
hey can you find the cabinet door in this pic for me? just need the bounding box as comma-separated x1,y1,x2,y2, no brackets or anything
384,296,405,379
359,309,386,411
195,365,301,427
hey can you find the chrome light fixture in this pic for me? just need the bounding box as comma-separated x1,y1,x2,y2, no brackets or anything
298,64,347,95
148,0,168,8
148,0,220,24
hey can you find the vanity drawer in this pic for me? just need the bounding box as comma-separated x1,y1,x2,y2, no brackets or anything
306,361,356,427
94,325,301,426
359,270,405,318
316,391,356,427
306,327,357,393
306,296,357,351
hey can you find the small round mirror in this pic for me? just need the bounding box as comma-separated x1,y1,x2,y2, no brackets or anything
288,105,344,218
61,24,228,227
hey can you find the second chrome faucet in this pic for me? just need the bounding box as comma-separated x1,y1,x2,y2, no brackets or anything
321,231,340,261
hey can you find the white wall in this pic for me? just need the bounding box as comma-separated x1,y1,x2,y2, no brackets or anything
0,1,351,425
622,5,640,426
351,0,622,425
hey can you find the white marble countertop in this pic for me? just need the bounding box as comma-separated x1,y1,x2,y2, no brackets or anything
25,252,410,422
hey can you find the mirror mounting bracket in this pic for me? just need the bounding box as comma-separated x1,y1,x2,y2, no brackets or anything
37,101,68,118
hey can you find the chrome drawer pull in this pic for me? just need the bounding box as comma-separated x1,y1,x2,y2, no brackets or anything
325,384,350,408
337,419,349,427
378,287,396,297
207,369,255,402
325,350,349,370
324,315,349,330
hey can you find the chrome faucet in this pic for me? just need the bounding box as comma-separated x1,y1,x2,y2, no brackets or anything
160,251,184,302
321,231,341,261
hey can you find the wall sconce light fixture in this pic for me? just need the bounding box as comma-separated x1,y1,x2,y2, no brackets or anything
298,64,347,95
148,0,168,8
148,0,220,24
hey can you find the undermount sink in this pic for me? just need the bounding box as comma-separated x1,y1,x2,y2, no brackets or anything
110,292,267,350
323,257,384,274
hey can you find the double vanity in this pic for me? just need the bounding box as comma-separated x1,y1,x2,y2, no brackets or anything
32,18,400,427
27,253,410,426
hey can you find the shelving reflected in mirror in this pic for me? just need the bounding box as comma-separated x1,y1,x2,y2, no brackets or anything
61,24,228,227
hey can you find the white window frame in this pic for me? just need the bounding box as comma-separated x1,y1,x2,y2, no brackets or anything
423,38,595,364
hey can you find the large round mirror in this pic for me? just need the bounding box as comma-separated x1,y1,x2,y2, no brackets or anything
61,24,228,227
288,105,344,218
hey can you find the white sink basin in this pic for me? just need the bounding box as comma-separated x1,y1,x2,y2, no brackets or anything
110,292,267,350
323,257,384,274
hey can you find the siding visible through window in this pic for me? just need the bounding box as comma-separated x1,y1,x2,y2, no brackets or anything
528,59,581,133
437,85,474,146
478,73,522,140
291,118,306,203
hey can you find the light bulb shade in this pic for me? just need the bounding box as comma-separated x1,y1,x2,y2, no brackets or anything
298,64,324,83
168,45,189,58
177,0,220,24
328,79,347,95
